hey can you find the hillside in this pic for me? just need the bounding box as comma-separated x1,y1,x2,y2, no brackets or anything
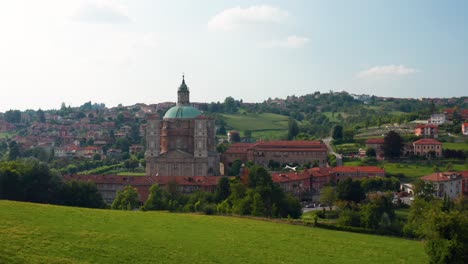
220,112,290,139
0,201,427,263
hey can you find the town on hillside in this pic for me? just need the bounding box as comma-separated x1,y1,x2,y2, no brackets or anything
1,78,468,264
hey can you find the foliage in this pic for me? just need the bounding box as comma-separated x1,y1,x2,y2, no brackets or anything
336,178,365,203
214,177,231,202
111,185,140,210
383,131,404,159
0,159,105,208
287,118,299,140
320,186,337,210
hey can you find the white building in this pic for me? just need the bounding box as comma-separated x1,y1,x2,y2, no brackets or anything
428,114,446,125
421,172,463,199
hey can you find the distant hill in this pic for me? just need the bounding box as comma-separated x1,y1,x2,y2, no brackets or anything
0,200,427,263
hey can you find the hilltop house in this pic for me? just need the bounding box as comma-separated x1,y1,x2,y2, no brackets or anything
414,124,439,138
462,123,468,136
413,138,443,158
365,138,384,159
421,172,463,199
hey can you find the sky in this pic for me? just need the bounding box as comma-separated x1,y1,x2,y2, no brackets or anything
0,0,467,111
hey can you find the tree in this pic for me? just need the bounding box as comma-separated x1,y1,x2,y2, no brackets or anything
36,109,46,123
413,179,435,201
287,118,299,140
320,186,337,210
251,192,265,216
366,148,376,157
215,177,231,202
336,178,365,203
144,184,168,210
59,181,106,208
243,130,252,138
111,185,139,210
5,110,21,123
224,96,238,113
383,131,404,159
7,141,21,160
332,125,343,140
228,159,243,176
248,165,273,189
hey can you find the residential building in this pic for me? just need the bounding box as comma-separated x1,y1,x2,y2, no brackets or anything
414,124,439,138
413,138,443,157
421,172,463,199
332,166,386,183
428,114,446,125
462,123,468,136
365,138,384,159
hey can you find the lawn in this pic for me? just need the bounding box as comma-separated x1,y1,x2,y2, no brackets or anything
443,142,468,151
0,200,427,264
221,112,289,139
0,132,14,139
344,160,467,181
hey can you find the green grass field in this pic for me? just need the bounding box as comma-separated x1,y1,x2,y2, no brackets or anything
0,132,14,139
344,160,467,181
221,112,289,140
0,201,427,263
443,142,468,151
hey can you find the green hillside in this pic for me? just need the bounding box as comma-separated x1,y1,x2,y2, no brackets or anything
221,112,289,140
0,200,427,263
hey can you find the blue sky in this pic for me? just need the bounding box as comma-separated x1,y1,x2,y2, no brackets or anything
0,0,467,111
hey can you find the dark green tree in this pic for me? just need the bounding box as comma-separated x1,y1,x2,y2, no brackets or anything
332,125,344,140
383,131,404,159
287,118,299,140
36,109,46,123
111,185,140,210
215,177,231,202
336,178,365,203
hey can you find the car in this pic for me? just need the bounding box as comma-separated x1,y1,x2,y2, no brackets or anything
305,204,315,208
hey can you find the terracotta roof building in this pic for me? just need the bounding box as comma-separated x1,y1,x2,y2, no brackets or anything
421,172,463,199
415,124,439,138
413,138,443,158
222,140,328,173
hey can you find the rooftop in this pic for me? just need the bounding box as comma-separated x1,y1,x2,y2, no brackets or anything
413,138,442,145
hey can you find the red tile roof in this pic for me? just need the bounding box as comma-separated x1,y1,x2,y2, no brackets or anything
271,172,310,183
421,172,463,182
63,175,222,187
366,138,384,144
415,124,438,129
413,138,442,145
333,166,385,174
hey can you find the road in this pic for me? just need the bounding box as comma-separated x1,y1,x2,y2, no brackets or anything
322,137,343,166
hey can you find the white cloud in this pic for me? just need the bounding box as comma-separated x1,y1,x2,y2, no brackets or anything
357,65,419,79
74,0,131,24
260,35,310,48
208,5,288,31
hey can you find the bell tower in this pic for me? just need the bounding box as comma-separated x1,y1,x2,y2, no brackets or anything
177,75,190,106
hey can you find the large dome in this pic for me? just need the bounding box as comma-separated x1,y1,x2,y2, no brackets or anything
163,105,201,119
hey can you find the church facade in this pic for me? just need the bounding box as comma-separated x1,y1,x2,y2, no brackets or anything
145,77,220,176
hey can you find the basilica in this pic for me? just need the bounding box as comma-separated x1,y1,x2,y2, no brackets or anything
145,77,220,176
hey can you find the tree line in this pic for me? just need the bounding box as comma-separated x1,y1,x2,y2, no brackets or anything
111,165,303,219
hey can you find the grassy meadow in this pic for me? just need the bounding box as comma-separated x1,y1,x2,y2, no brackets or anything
0,200,427,264
443,142,468,151
344,160,467,181
221,112,289,140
